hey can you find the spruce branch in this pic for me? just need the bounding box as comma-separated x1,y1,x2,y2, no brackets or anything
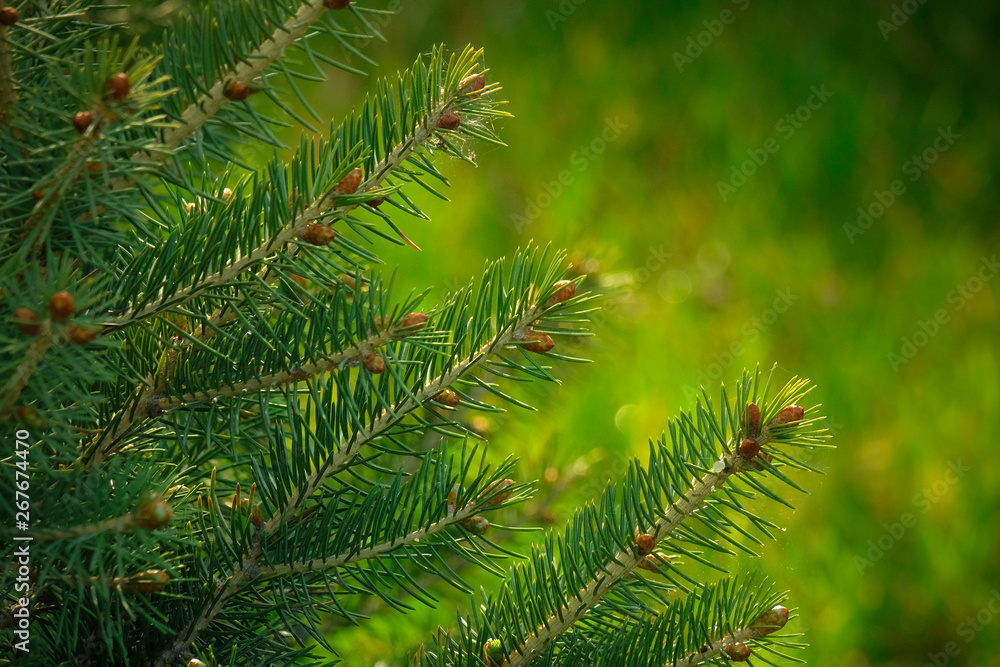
152,0,334,157
505,457,747,667
256,482,505,580
151,252,586,665
83,306,422,466
426,370,829,667
102,47,497,332
548,576,795,667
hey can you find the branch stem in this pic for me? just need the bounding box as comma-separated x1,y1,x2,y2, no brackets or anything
152,304,544,665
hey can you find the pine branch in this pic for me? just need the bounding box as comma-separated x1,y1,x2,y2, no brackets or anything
548,576,795,667
507,454,753,666
102,55,488,331
426,370,829,667
151,254,584,665
83,308,420,466
152,0,335,157
257,486,495,580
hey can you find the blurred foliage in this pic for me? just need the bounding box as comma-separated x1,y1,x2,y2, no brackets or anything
234,1,999,664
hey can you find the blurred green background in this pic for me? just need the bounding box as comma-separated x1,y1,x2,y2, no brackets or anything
253,1,1000,664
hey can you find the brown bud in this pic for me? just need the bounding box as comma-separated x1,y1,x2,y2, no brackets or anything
544,280,576,307
249,504,264,528
301,223,336,246
480,478,515,507
459,73,486,98
637,553,674,572
337,273,364,292
290,274,308,288
73,111,94,134
433,389,460,408
325,0,350,8
396,311,428,335
363,352,385,374
104,72,131,101
738,438,760,459
748,450,773,471
14,308,41,335
745,402,761,435
438,113,461,130
461,514,489,535
0,7,19,25
48,291,75,322
31,190,45,202
224,80,251,101
723,642,751,661
635,533,655,556
367,197,385,207
65,325,97,345
127,569,170,594
16,405,45,429
515,330,554,354
447,484,459,516
135,493,173,529
336,167,363,195
748,605,789,637
86,161,104,175
771,405,805,426
482,638,503,666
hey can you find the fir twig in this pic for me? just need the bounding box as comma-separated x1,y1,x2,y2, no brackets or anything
507,453,753,666
83,316,404,466
102,79,470,330
153,0,333,156
151,297,555,665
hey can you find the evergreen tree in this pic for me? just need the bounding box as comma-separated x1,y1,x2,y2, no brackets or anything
0,2,833,665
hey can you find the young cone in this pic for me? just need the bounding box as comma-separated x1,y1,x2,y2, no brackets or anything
433,389,460,408
0,7,18,25
73,111,95,134
363,352,386,374
515,330,554,354
438,113,461,130
48,291,75,322
301,223,336,246
771,405,805,426
336,167,363,194
544,280,576,306
104,72,130,101
14,308,41,336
